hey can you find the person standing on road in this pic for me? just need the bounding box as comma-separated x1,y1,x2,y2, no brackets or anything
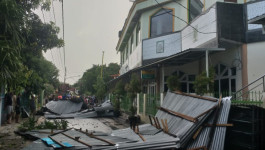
4,91,13,124
15,93,21,123
12,93,16,121
30,93,36,116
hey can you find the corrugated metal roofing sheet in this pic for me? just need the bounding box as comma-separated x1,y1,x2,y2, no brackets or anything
186,97,231,150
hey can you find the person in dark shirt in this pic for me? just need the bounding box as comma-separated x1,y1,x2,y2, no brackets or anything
5,92,13,124
15,94,21,123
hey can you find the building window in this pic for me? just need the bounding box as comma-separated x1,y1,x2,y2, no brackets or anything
214,64,237,97
136,23,140,46
150,9,173,37
165,70,195,93
124,45,128,61
121,51,123,65
188,0,203,22
130,35,133,54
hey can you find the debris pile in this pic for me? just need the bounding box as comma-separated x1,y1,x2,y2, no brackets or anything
44,100,114,119
22,92,232,149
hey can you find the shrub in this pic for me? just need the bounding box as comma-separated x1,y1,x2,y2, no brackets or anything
166,75,180,91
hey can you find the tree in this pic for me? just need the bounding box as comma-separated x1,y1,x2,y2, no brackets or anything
93,76,106,103
0,0,63,94
125,73,141,111
75,63,120,96
0,0,25,85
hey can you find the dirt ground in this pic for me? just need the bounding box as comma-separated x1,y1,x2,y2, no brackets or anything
0,118,32,150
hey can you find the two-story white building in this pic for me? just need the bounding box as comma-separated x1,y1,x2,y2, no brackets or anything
111,0,265,98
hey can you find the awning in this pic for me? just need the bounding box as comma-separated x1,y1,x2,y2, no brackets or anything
108,48,225,84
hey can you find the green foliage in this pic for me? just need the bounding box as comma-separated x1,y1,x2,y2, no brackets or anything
93,76,106,102
19,118,69,132
18,116,37,131
113,98,121,117
125,73,141,100
0,0,62,93
166,75,180,91
44,83,55,97
193,67,215,95
75,63,120,95
114,80,125,98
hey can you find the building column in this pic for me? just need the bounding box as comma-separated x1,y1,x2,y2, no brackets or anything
137,93,140,115
161,64,165,93
156,66,160,94
242,44,249,96
143,94,146,115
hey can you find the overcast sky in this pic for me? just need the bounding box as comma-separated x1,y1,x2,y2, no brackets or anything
39,0,132,84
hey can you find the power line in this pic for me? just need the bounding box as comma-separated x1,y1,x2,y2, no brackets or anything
154,0,216,34
50,1,64,71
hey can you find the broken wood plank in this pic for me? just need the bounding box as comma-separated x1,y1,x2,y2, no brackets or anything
158,107,197,122
76,129,115,146
48,135,66,148
155,117,161,129
193,126,203,140
204,123,233,127
161,119,166,132
173,91,218,102
61,132,92,147
195,105,217,119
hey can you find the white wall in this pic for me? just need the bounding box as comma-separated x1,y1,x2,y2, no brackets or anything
142,32,181,60
129,43,142,69
247,42,265,92
120,43,142,75
182,6,217,51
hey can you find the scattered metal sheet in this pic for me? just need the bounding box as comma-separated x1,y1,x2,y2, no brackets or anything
15,129,64,140
22,139,53,150
94,100,114,112
186,97,232,150
44,100,114,119
155,92,218,147
46,100,83,115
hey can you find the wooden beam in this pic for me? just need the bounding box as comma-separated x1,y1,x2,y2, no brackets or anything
48,135,66,148
61,133,92,147
161,119,166,132
158,107,197,122
152,116,158,128
193,126,203,140
173,91,218,102
155,117,161,129
77,130,115,146
195,105,217,119
165,119,169,133
137,132,146,142
205,124,233,127
149,115,153,125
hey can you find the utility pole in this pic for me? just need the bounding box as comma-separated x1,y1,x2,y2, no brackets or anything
101,51,104,78
62,0,66,84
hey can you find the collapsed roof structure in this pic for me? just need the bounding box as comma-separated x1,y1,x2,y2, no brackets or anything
44,100,114,119
23,92,232,150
